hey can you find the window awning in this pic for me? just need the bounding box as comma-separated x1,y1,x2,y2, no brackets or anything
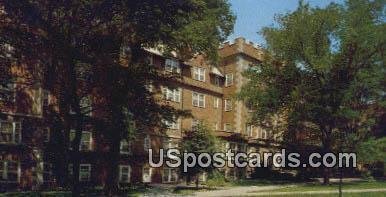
210,67,224,77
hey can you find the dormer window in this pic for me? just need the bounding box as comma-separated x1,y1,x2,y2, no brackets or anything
165,59,180,73
193,67,205,82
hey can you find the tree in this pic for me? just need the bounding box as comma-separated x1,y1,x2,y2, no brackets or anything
238,0,385,184
357,137,386,173
1,0,235,195
180,123,219,188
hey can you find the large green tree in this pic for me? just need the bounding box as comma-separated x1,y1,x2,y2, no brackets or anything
1,0,235,195
239,0,385,184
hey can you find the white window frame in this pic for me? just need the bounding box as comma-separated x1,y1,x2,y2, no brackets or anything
246,124,253,137
214,76,221,86
163,138,179,150
199,172,207,182
229,142,237,152
214,122,219,131
147,55,154,65
42,90,50,108
225,73,234,87
163,87,181,102
162,167,178,183
0,82,16,102
0,160,20,183
191,119,202,130
224,123,232,132
80,96,92,116
193,67,205,82
120,139,131,154
40,162,54,183
70,130,93,151
257,128,267,139
144,135,151,151
213,97,220,109
224,99,232,111
119,165,131,183
165,58,181,73
192,92,205,108
142,166,152,183
79,164,91,182
0,121,21,144
162,117,180,130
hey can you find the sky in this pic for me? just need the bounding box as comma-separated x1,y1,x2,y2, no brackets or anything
227,0,344,46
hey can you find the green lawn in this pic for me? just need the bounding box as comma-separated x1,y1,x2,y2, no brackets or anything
246,180,386,197
254,193,386,197
260,180,386,192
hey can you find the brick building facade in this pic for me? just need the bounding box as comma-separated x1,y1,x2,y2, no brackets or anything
0,37,282,191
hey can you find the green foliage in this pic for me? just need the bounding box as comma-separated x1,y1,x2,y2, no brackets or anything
239,0,385,150
358,137,386,164
180,123,220,180
206,170,228,187
1,0,235,194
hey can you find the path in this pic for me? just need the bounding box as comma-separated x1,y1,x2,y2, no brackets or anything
193,185,294,197
193,186,386,197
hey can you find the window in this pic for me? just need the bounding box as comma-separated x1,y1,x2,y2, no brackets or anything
229,142,237,153
163,87,181,102
0,121,21,144
257,128,267,139
43,127,50,142
224,99,232,111
213,122,219,131
163,138,179,150
79,164,91,182
239,144,247,153
146,84,153,93
144,135,151,151
193,67,205,81
225,73,233,86
39,162,54,182
213,97,220,108
224,123,232,132
147,55,154,65
0,160,19,182
165,59,180,73
192,92,205,108
0,83,16,102
70,130,92,151
120,139,131,154
162,168,178,183
142,167,152,183
214,76,221,86
199,172,207,182
162,117,180,130
80,96,92,116
119,165,131,183
42,90,50,108
246,124,253,137
191,119,202,130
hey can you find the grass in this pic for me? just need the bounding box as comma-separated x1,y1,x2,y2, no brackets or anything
259,180,386,192
252,193,386,197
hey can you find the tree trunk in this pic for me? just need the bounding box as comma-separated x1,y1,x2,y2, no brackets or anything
186,175,191,186
323,168,331,185
67,60,83,197
321,127,332,185
195,176,199,189
104,104,123,196
338,167,343,197
104,136,120,196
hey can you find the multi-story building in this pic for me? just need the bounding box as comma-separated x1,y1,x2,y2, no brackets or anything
0,37,282,191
